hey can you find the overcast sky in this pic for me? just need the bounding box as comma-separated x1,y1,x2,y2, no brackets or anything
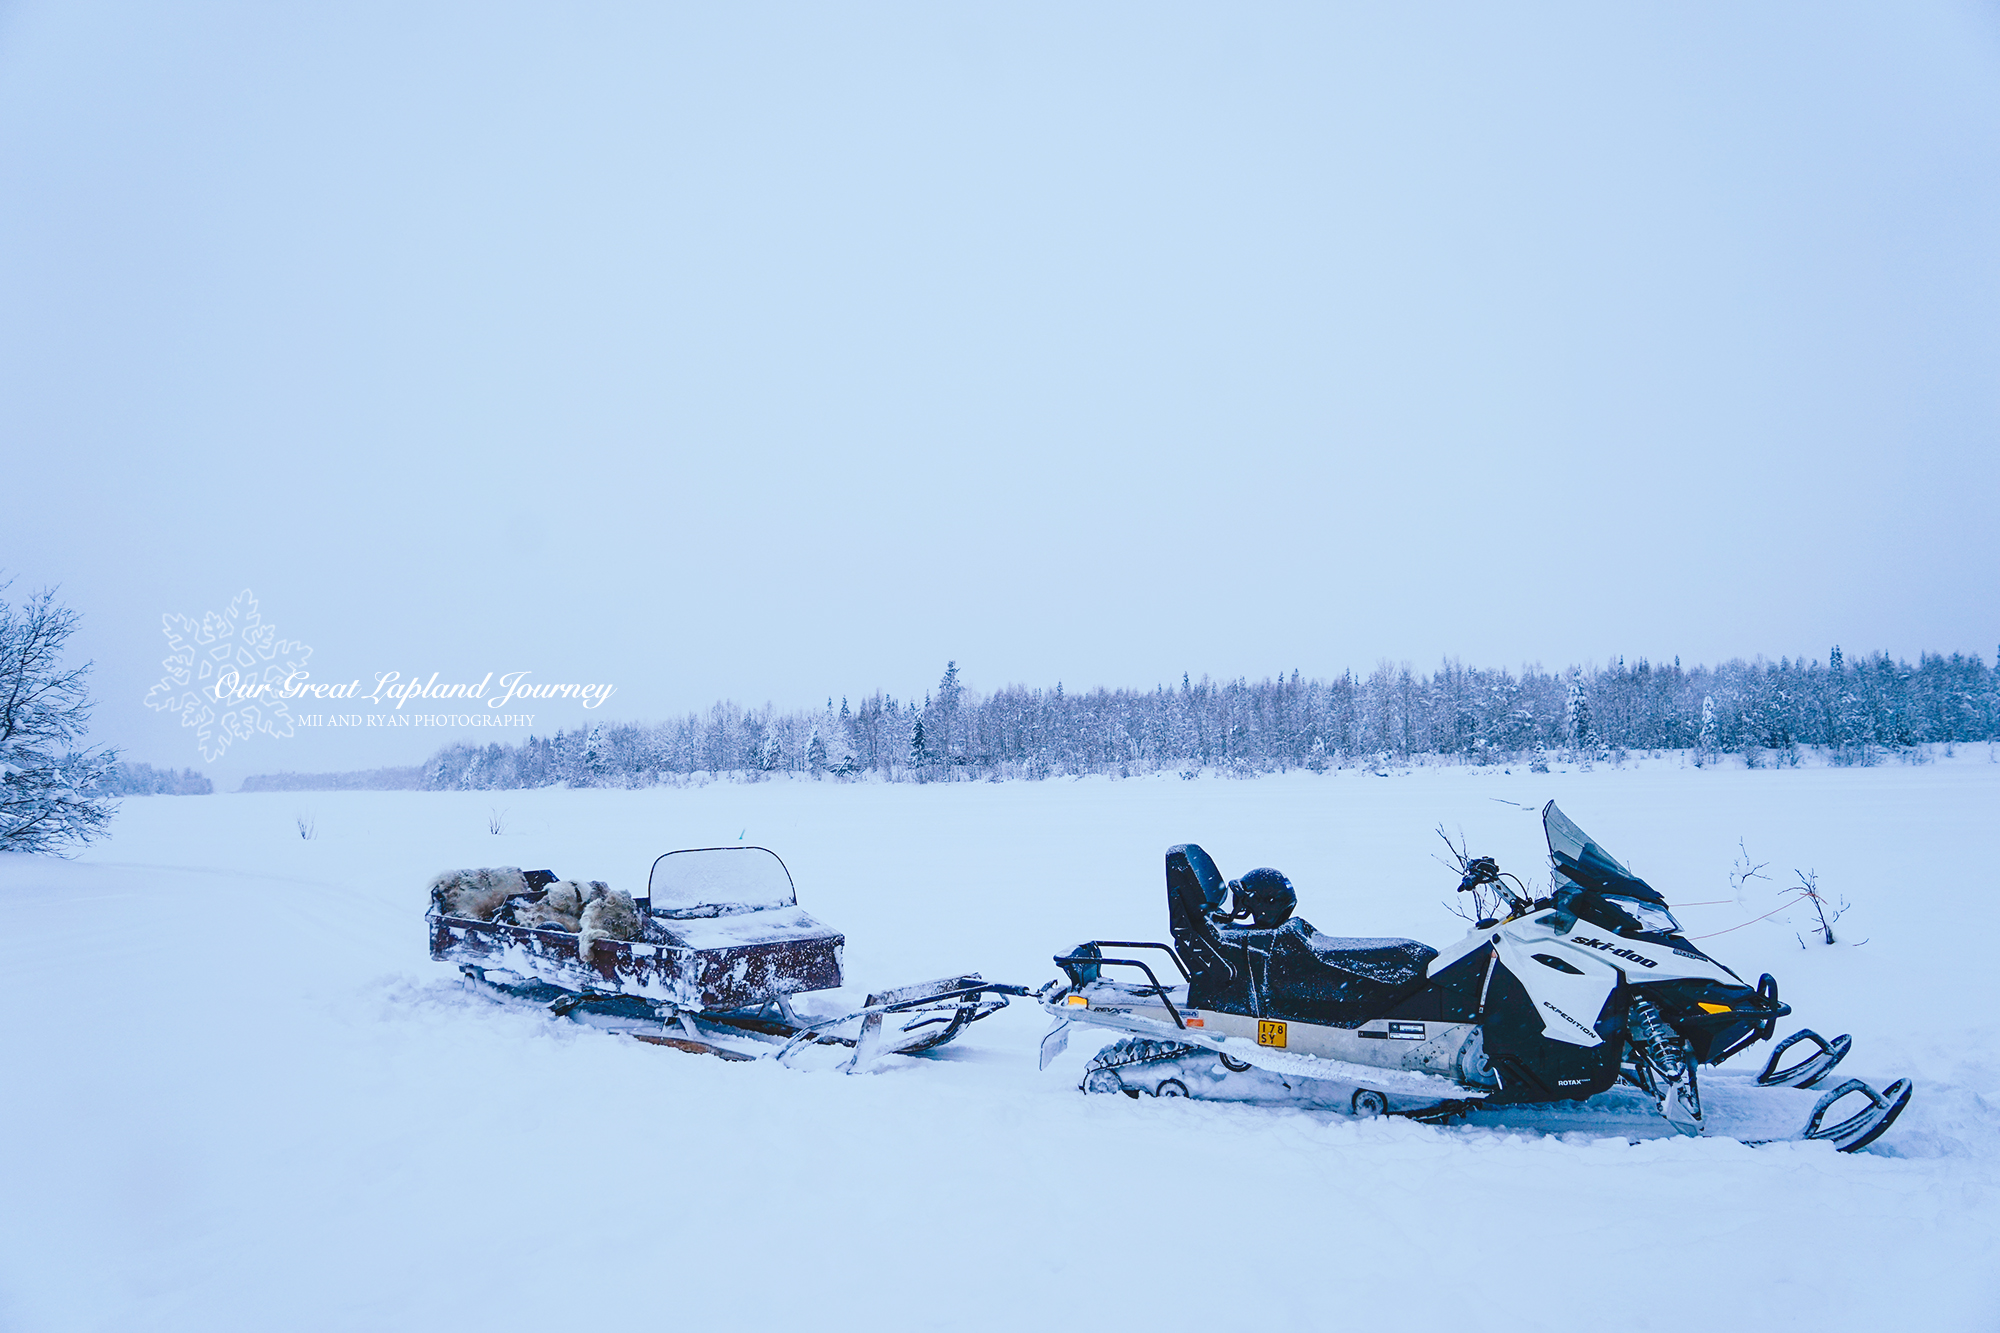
3,2,1997,782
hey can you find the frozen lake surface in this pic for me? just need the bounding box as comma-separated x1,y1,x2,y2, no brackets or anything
3,754,1996,1331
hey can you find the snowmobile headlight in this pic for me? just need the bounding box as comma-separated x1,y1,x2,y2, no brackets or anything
1604,895,1680,935
1065,994,1089,1008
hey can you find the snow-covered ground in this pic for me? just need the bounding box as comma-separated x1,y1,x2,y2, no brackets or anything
3,755,1996,1331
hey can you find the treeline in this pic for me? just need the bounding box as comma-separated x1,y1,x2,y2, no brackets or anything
95,762,213,796
239,767,423,793
416,648,1999,791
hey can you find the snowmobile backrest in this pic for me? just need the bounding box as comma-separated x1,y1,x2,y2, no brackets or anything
1167,844,1228,913
647,846,797,918
1166,844,1236,981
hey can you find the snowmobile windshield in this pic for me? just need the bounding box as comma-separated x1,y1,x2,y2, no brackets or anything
1542,802,1668,906
1601,895,1681,936
647,846,797,917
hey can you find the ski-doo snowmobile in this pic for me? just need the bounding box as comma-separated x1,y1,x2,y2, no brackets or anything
1041,803,1911,1150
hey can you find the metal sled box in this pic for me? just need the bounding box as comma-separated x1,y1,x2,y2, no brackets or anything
428,909,846,1010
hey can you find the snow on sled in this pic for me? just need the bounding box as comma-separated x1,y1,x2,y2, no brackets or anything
428,846,1025,1069
1041,808,1911,1151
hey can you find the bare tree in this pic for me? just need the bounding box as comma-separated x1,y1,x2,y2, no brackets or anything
0,582,118,853
1729,838,1770,902
1791,868,1849,946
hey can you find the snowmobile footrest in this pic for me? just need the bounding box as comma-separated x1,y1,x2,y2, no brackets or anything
1801,1077,1913,1153
1757,1029,1851,1089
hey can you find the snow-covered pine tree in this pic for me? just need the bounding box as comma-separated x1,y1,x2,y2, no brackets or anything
908,715,932,778
830,697,858,776
1564,670,1594,758
934,662,963,776
0,583,119,852
1825,644,1873,765
806,727,826,777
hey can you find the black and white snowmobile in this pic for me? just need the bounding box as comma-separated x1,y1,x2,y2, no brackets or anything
1041,803,1912,1151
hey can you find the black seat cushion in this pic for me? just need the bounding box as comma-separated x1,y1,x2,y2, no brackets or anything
1194,918,1439,1028
1287,924,1438,989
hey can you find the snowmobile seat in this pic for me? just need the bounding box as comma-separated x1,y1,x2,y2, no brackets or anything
1286,926,1437,990
1224,919,1439,1027
1166,844,1438,1026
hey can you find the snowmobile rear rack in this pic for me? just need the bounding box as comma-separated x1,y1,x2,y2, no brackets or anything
1054,943,1190,1028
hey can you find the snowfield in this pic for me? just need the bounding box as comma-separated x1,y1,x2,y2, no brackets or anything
3,755,1997,1331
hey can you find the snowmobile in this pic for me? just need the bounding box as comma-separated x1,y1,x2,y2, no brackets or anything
1040,803,1912,1150
430,845,1028,1069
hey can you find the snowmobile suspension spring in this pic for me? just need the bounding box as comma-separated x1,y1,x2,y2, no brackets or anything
1628,997,1685,1078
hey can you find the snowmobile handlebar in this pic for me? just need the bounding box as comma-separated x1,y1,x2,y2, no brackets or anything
1457,855,1534,917
1456,856,1500,891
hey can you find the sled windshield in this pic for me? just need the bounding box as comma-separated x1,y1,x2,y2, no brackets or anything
1542,802,1668,906
648,846,798,917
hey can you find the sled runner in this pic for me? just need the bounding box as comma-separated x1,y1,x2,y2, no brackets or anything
429,846,1024,1068
1041,807,1911,1151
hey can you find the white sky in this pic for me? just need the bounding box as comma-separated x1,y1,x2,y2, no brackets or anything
3,2,1997,783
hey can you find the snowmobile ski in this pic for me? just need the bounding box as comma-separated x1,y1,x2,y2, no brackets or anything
1755,1028,1853,1089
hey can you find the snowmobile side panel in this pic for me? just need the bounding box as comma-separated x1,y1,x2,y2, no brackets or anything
1382,947,1488,1023
1424,927,1498,980
1476,965,1626,1103
1075,1031,1482,1119
1493,932,1621,1048
1184,1006,1487,1082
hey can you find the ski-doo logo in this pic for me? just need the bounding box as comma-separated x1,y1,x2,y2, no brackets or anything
1570,936,1657,969
1542,999,1597,1038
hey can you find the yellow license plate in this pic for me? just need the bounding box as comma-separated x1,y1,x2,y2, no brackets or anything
1257,1020,1288,1048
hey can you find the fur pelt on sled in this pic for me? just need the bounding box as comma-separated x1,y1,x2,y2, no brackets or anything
430,870,644,956
430,867,528,921
577,883,643,959
514,878,586,931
